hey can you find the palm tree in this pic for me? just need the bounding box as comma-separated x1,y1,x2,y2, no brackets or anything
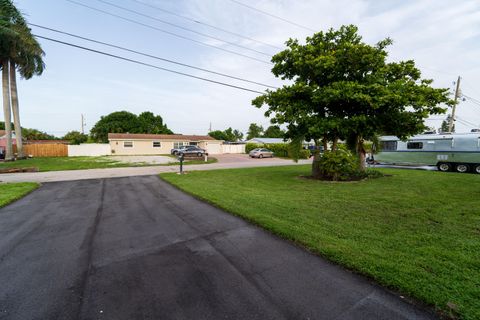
1,0,44,159
0,1,16,160
9,23,45,159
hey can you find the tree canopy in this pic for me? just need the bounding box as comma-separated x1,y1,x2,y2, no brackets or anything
208,127,243,141
0,0,44,78
440,115,454,133
253,25,452,175
0,121,56,140
246,123,263,140
263,125,285,138
90,111,173,142
62,131,88,145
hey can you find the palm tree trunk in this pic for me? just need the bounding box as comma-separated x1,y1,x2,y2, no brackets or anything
1,60,13,161
9,61,24,158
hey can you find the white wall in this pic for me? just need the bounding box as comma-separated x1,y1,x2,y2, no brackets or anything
201,141,222,154
68,144,111,157
221,144,246,154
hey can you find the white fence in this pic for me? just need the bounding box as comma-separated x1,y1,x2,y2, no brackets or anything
221,144,245,154
68,144,111,157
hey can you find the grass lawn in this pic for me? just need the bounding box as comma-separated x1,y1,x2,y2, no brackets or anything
0,183,39,208
0,156,217,172
161,166,480,320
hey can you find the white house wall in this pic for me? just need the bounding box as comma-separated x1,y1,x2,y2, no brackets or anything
68,144,111,157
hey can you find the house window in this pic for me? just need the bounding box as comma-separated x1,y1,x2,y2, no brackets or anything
153,141,161,148
380,141,397,151
123,141,133,148
407,142,423,149
174,142,188,149
189,142,198,146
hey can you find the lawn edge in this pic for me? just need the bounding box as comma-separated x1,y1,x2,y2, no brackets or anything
0,182,40,208
1,157,218,172
158,172,446,320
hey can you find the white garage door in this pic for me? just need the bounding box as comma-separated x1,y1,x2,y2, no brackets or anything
206,143,222,154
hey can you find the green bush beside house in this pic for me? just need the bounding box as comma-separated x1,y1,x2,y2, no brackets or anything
245,143,310,159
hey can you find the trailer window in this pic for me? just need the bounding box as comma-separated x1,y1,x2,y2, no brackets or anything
407,142,423,149
380,141,397,151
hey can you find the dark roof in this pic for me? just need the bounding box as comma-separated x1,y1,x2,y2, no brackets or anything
108,133,218,141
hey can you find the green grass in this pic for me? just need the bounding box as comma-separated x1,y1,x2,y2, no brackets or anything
0,183,39,207
161,166,480,320
0,156,217,172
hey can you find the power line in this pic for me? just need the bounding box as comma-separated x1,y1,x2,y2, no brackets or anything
30,24,278,89
65,0,272,65
462,94,480,106
456,116,478,127
127,0,283,50
226,0,316,32
34,35,265,94
94,0,273,57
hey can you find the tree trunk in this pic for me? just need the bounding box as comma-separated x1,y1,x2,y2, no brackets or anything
1,60,13,161
10,62,24,159
322,135,328,152
332,137,338,151
357,136,366,171
311,140,323,179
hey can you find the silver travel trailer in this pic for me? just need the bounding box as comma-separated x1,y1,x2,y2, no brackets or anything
374,133,480,173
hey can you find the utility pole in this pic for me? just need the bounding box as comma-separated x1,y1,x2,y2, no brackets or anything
448,76,461,133
208,122,212,132
81,114,86,134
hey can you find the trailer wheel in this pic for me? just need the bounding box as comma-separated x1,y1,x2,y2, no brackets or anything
455,164,469,173
474,164,480,174
437,162,451,172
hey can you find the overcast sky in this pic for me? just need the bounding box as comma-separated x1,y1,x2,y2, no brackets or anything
9,0,480,136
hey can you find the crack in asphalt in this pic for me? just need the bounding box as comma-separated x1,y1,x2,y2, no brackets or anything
75,179,106,319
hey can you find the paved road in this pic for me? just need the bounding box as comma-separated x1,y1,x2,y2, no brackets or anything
0,176,436,320
0,154,311,183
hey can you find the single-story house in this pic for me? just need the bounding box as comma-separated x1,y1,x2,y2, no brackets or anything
247,137,315,147
108,133,223,155
247,137,287,144
0,130,17,154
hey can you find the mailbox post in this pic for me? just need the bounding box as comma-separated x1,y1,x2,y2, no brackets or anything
178,153,184,174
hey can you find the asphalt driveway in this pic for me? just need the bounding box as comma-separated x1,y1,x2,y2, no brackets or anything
0,176,436,319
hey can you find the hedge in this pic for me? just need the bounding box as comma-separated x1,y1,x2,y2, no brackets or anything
245,143,310,159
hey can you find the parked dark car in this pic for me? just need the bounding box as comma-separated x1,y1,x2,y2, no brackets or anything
170,146,189,156
174,146,206,157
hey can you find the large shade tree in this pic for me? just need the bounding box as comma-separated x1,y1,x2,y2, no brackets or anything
0,0,44,159
91,111,173,142
253,25,451,178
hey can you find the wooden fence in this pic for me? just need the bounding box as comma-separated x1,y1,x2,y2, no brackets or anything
23,144,68,157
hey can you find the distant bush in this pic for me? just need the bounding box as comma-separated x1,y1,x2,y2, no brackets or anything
297,149,311,159
245,143,309,159
245,143,262,153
